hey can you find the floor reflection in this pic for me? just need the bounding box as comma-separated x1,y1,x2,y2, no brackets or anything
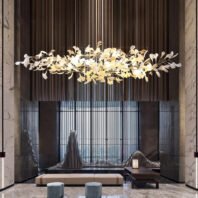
0,184,197,198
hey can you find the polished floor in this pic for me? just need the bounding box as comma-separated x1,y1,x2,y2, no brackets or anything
0,184,197,198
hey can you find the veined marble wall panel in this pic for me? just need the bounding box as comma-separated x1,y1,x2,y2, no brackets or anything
185,0,197,189
0,0,3,189
0,0,15,189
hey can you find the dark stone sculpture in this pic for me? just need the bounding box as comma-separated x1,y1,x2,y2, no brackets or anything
15,130,38,181
61,131,83,169
124,150,160,168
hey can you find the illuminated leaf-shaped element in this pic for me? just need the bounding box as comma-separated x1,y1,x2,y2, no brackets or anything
158,66,169,72
165,51,174,59
23,54,31,67
97,41,102,48
160,51,166,58
129,45,139,55
34,61,40,67
36,51,48,59
107,77,114,85
144,63,153,72
15,41,181,84
42,72,48,79
135,54,145,63
71,56,80,66
73,46,80,52
29,63,36,70
132,69,142,77
176,63,182,67
85,45,94,53
149,53,158,62
155,71,161,78
15,61,21,66
115,78,122,83
49,50,55,56
68,73,73,80
78,75,85,82
68,49,74,55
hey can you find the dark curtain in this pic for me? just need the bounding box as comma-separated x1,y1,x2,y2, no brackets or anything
29,0,179,101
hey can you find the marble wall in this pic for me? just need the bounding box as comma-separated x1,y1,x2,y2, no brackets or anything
0,0,15,189
185,0,198,189
0,0,194,190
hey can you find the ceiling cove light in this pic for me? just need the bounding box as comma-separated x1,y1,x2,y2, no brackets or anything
15,42,181,85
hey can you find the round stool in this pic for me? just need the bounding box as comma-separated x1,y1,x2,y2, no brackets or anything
85,182,102,198
47,182,64,198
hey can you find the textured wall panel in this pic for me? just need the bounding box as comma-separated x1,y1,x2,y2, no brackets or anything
139,102,159,161
15,0,40,182
30,0,179,101
0,0,15,189
185,0,198,189
39,102,59,169
159,101,180,182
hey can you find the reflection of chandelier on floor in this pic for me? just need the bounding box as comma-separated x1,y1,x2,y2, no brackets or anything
16,41,181,85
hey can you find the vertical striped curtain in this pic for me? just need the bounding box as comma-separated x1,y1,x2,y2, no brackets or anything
30,0,177,101
60,100,138,164
20,100,39,161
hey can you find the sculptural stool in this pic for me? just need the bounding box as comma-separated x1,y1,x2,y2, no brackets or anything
47,182,64,198
85,182,102,198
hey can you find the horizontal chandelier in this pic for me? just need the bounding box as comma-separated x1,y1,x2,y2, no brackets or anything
16,42,181,85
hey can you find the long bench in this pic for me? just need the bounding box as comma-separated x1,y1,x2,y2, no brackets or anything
36,174,123,186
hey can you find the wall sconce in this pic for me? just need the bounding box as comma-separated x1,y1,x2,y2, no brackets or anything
132,159,139,169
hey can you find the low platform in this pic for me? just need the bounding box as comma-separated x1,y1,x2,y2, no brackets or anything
125,167,160,189
45,167,124,175
35,173,123,186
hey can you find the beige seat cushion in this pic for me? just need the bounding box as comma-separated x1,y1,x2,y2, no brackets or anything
36,174,123,186
36,174,95,185
94,174,123,185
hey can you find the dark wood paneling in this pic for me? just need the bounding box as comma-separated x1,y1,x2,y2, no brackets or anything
30,0,179,101
15,0,39,182
39,102,60,169
168,0,180,100
139,102,159,160
15,0,32,99
159,101,179,181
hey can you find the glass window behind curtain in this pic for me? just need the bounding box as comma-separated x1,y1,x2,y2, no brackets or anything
60,101,138,164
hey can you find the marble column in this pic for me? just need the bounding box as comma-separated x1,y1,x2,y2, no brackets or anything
0,0,15,189
185,0,198,189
